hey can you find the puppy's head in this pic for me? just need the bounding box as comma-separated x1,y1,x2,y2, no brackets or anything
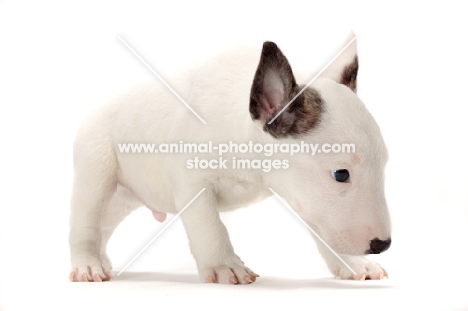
249,37,391,256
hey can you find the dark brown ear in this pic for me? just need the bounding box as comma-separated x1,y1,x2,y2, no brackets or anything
340,55,358,92
320,34,359,93
249,41,323,138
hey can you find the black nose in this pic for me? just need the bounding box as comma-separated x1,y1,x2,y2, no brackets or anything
367,238,391,254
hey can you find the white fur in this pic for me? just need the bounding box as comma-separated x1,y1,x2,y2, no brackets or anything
69,37,391,283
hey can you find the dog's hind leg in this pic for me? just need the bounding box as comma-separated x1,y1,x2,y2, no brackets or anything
69,122,118,282
99,185,143,274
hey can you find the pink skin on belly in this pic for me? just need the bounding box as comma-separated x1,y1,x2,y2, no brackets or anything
118,183,167,222
152,211,167,222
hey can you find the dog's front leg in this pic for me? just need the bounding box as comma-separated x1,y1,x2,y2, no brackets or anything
314,239,388,280
179,188,258,284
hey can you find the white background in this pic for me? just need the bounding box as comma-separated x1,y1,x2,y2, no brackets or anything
1,1,467,310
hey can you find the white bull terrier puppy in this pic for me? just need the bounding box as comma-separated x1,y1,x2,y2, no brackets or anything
69,35,391,283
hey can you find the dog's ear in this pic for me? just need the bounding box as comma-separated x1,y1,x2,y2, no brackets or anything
321,33,358,92
250,41,322,138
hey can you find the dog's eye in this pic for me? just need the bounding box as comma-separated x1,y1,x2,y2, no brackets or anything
331,169,349,183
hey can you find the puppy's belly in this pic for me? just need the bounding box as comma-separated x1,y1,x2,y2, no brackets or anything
152,211,167,222
116,180,171,222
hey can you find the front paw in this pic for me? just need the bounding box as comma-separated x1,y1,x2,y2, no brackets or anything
333,255,388,280
198,256,259,285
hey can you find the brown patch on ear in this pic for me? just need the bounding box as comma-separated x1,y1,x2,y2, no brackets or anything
340,56,358,92
250,41,323,138
263,87,323,138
